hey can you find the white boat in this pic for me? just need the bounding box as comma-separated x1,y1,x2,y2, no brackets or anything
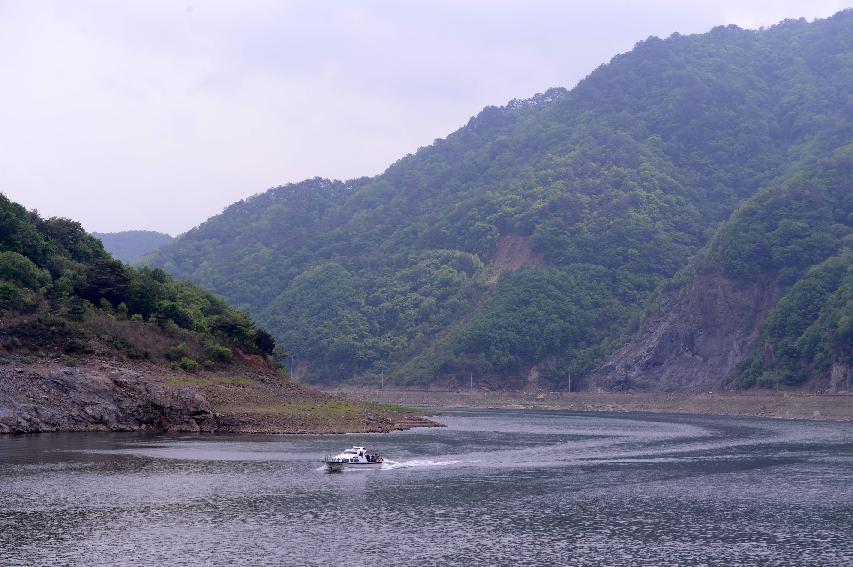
323,446,385,472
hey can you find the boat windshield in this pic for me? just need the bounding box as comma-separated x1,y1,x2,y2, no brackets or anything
343,450,357,454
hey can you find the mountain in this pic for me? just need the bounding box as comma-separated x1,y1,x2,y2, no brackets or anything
92,230,173,264
0,193,274,359
589,146,852,392
147,11,853,389
0,193,426,432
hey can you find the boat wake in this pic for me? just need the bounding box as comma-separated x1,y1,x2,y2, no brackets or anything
315,458,463,473
381,458,462,470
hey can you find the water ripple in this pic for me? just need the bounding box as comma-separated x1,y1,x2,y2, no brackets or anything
1,410,851,566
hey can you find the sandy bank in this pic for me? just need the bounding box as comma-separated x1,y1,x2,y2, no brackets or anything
331,388,853,422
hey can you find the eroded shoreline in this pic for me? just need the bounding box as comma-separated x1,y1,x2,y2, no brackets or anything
0,358,440,434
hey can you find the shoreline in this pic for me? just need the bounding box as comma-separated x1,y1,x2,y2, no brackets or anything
330,388,853,422
0,357,441,435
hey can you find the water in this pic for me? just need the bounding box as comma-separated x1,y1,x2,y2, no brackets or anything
1,410,852,566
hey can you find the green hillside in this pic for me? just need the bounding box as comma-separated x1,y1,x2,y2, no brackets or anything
0,193,275,368
704,146,853,388
93,230,174,264
147,12,853,387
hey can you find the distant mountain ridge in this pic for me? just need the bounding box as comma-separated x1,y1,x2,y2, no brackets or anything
93,230,173,264
147,11,853,390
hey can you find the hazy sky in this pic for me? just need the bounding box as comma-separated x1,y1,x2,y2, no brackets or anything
1,1,848,235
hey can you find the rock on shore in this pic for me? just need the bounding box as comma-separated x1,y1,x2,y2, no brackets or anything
1,364,213,433
0,359,437,434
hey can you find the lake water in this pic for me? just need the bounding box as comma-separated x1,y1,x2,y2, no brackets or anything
1,410,852,566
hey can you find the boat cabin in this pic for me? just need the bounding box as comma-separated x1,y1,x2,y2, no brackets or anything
333,446,383,464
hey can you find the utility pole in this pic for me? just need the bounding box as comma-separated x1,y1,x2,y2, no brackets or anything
469,372,473,393
289,356,294,380
380,370,384,391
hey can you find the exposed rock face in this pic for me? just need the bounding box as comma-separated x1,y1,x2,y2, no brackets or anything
0,365,215,434
586,272,781,392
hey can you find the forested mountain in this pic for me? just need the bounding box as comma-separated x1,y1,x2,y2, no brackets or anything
0,193,275,367
93,230,173,264
589,145,852,391
715,148,852,390
147,11,853,389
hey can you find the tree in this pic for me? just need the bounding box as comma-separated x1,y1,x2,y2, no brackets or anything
0,251,50,290
79,258,131,305
254,329,276,355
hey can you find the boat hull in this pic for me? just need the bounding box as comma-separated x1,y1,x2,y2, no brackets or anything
323,461,384,472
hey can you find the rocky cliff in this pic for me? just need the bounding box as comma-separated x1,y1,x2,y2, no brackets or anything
0,363,214,433
586,272,781,392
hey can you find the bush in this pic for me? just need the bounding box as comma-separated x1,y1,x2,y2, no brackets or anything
203,341,233,363
0,281,27,311
177,356,199,372
156,300,196,330
99,298,114,315
66,298,88,321
166,343,189,361
62,338,86,354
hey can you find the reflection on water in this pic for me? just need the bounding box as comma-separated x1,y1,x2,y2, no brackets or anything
1,410,852,566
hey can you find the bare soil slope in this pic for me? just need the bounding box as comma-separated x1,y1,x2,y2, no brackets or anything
487,235,544,285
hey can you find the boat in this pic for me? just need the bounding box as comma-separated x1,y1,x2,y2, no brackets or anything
323,446,385,472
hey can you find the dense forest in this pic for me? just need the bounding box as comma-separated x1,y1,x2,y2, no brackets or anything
0,194,275,370
93,230,174,264
147,11,853,388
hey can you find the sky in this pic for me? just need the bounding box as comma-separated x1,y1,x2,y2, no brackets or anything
0,1,848,235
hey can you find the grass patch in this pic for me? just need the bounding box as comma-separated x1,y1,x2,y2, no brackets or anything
218,400,425,423
219,400,421,418
225,401,364,416
362,401,420,414
167,375,255,387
